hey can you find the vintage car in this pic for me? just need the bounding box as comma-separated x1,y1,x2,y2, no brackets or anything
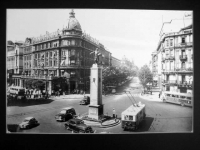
79,96,90,105
65,118,94,133
19,117,39,129
55,107,76,122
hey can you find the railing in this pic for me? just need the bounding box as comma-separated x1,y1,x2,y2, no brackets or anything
176,42,193,47
165,55,175,60
162,80,177,84
21,75,56,80
175,67,193,72
163,80,193,85
177,81,193,85
179,55,187,61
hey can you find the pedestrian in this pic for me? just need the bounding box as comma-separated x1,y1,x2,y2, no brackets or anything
112,108,116,118
115,115,117,122
159,90,162,98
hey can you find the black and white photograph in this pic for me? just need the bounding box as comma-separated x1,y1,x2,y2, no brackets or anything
6,9,193,134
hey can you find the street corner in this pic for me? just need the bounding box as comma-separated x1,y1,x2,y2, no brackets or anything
139,93,162,102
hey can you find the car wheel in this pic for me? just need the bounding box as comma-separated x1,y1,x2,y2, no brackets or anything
63,117,66,122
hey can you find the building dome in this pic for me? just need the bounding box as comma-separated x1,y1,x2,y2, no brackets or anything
67,10,82,31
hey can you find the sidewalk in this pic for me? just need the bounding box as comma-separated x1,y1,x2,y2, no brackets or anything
139,92,162,102
51,94,90,99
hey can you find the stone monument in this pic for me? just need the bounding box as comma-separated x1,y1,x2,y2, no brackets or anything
88,48,104,120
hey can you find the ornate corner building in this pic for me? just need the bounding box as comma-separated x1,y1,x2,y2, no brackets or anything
7,10,121,94
152,24,193,94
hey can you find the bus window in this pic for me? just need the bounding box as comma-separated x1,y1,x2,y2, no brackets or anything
186,97,191,100
180,96,186,99
129,116,133,120
125,115,129,120
172,94,175,97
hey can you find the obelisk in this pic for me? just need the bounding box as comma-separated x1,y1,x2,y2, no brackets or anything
88,49,104,120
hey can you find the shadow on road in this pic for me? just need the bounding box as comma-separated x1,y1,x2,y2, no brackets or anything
136,117,154,132
7,124,21,132
7,99,54,107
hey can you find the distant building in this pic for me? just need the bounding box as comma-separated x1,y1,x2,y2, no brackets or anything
111,56,121,67
7,40,24,86
19,10,112,94
153,24,193,94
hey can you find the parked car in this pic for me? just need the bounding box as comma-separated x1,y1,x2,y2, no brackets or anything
19,117,39,129
65,118,95,133
79,96,90,105
55,107,76,122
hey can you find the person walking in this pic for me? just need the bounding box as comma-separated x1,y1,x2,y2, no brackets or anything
112,108,116,118
159,90,162,98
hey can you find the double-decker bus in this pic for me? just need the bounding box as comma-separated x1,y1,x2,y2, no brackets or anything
161,91,193,107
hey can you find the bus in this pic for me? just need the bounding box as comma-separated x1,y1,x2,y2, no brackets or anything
121,102,146,131
161,91,193,107
8,86,26,100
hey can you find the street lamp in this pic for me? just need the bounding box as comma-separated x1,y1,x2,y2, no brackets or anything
44,71,47,94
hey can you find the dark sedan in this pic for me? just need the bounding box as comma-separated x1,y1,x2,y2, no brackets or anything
65,119,95,133
79,96,90,105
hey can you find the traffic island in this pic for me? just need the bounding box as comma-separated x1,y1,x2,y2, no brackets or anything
78,114,121,128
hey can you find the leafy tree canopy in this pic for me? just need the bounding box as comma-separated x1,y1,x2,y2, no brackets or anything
138,65,153,88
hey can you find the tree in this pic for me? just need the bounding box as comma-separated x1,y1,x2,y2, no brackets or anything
138,65,153,90
32,80,45,90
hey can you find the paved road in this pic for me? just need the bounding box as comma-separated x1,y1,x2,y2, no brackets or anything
7,77,192,133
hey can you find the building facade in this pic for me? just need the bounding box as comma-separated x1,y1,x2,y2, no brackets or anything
7,41,24,86
111,56,121,67
20,10,112,94
153,24,193,94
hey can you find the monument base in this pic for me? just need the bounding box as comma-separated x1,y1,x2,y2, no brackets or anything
88,104,104,120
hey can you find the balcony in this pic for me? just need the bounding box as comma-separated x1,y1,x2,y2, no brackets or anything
179,55,187,61
162,80,177,85
176,42,193,48
177,81,193,88
175,67,193,72
21,75,56,80
165,55,175,60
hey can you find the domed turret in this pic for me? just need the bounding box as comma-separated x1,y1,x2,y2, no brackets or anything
67,9,82,31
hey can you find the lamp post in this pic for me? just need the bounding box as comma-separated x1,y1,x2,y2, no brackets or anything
44,71,47,94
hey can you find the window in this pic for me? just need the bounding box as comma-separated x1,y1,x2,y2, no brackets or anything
182,37,185,43
71,40,75,45
49,60,52,66
129,115,133,120
50,52,52,57
170,39,173,46
71,49,75,56
166,39,169,47
181,62,185,69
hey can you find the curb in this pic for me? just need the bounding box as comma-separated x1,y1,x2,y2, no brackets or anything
83,119,121,128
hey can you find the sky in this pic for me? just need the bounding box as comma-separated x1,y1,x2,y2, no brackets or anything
7,9,192,68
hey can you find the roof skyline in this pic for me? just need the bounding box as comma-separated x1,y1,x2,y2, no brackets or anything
7,9,192,68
